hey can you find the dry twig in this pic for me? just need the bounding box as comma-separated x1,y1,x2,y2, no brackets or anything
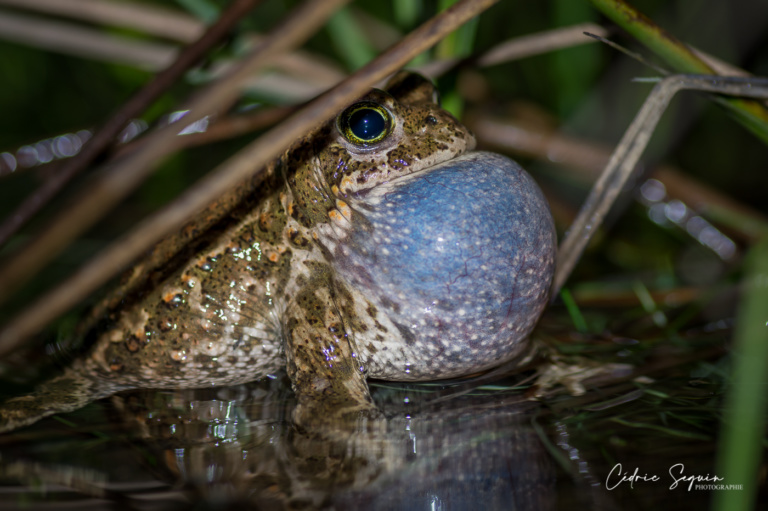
418,22,609,77
0,9,176,70
0,0,265,248
552,75,768,295
0,0,202,42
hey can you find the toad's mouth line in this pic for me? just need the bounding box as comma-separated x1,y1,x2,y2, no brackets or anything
350,150,493,198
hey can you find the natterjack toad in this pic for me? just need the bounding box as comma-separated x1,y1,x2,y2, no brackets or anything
0,72,556,431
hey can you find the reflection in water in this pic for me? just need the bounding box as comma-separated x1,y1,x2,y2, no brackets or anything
2,372,727,510
101,376,555,510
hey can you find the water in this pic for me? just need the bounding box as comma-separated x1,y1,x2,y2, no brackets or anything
0,365,730,511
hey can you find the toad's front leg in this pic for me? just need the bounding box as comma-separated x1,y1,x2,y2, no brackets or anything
284,268,377,425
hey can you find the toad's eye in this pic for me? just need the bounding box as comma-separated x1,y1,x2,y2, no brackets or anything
338,102,393,146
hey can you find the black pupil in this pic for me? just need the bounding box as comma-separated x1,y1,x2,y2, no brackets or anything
348,108,385,141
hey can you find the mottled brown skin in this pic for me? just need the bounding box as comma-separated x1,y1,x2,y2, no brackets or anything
0,72,480,430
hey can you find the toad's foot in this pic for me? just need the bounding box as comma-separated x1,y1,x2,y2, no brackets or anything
285,272,379,427
0,369,125,433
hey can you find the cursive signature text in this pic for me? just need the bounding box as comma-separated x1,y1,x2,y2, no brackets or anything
605,463,724,491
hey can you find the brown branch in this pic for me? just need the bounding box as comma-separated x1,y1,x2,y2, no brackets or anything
551,75,768,295
0,9,177,70
0,0,264,248
0,0,500,355
418,22,610,78
0,0,203,43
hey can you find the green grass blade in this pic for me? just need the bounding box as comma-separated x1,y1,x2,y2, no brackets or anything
609,418,712,441
175,0,219,23
714,237,768,511
560,288,588,333
551,0,602,116
433,0,479,117
327,7,377,71
435,0,478,59
394,0,421,30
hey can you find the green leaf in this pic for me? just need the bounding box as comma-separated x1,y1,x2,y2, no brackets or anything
175,0,220,23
